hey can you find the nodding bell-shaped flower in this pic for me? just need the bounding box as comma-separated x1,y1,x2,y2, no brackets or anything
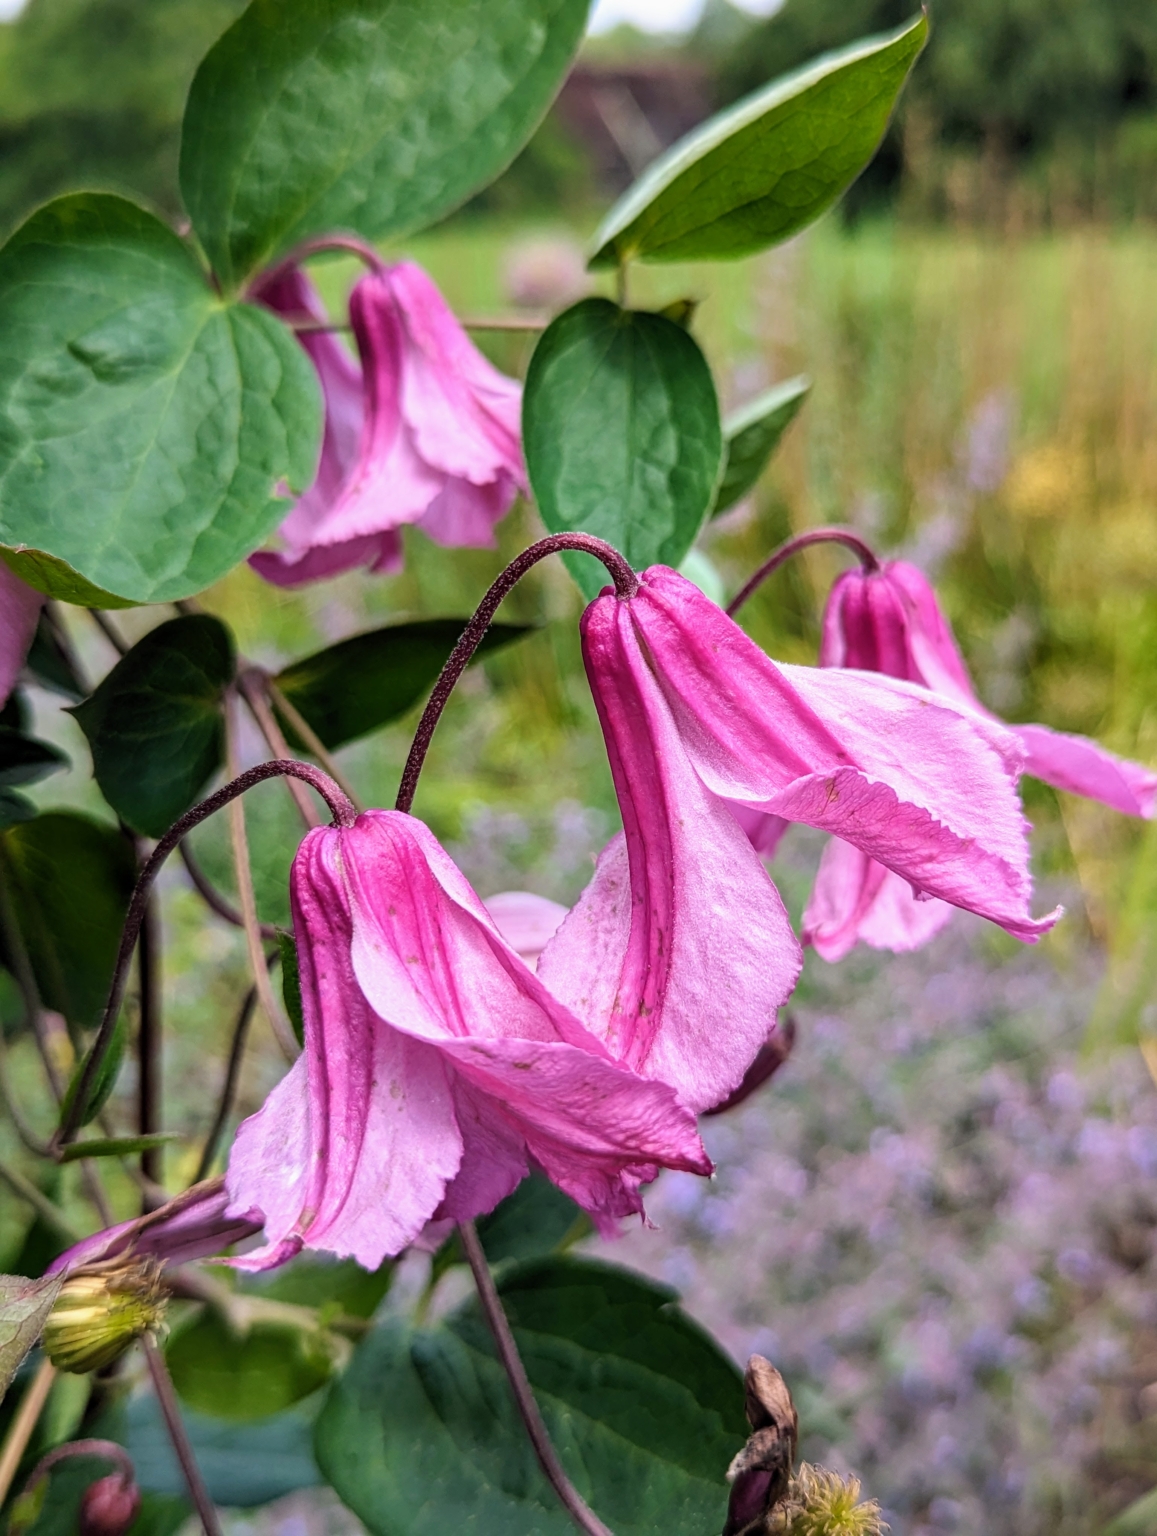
537,566,1060,1093
250,263,525,587
225,810,709,1272
0,561,42,707
805,557,1156,959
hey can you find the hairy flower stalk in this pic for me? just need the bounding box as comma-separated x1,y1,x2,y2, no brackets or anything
251,262,525,585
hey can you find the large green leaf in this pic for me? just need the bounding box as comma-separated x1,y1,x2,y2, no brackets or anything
316,1256,745,1536
0,812,136,1030
0,1273,62,1401
523,299,722,600
0,194,320,606
275,620,531,751
71,615,235,838
0,727,68,789
589,16,928,269
712,376,810,515
166,1311,336,1422
180,0,590,290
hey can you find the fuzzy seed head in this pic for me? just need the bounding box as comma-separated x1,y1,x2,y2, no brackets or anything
41,1259,167,1374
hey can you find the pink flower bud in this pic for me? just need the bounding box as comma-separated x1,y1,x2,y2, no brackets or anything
79,1473,140,1536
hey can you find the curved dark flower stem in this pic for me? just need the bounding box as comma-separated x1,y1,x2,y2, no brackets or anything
136,877,163,1190
726,527,881,619
458,1221,615,1536
178,840,280,941
18,1437,136,1499
257,233,386,291
193,971,264,1184
55,762,355,1150
143,1336,223,1536
396,534,638,814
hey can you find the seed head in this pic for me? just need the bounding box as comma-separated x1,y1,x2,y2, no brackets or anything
41,1259,167,1374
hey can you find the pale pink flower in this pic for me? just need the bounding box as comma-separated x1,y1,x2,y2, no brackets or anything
250,263,525,587
0,561,43,706
537,567,1059,1086
226,810,709,1272
48,1179,263,1275
804,559,1155,959
483,891,569,968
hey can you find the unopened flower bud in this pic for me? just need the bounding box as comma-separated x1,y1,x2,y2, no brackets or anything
41,1259,166,1374
80,1473,141,1536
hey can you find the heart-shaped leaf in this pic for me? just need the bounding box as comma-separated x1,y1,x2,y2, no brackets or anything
712,376,810,515
316,1256,745,1536
0,1273,62,1401
180,0,590,290
589,15,928,269
274,620,531,752
71,615,236,838
523,298,722,599
0,812,136,1030
0,194,320,606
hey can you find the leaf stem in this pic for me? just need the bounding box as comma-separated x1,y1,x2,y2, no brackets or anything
136,863,163,1190
54,760,355,1150
258,234,386,287
237,670,321,832
726,527,881,618
177,840,279,940
395,534,638,815
193,976,260,1184
88,609,129,657
142,1336,223,1536
0,1358,56,1506
263,675,362,812
16,1438,136,1504
457,1221,614,1536
224,696,299,1063
0,1159,79,1240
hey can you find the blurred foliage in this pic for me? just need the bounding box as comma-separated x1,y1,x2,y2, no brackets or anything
713,0,1157,220
0,0,246,233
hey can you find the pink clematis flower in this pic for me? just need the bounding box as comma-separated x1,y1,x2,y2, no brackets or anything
48,1179,264,1275
250,263,525,587
1,561,43,707
536,566,1059,1089
225,810,709,1272
804,558,1156,959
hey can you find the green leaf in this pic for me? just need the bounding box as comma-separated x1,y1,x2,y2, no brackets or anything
0,728,67,789
166,1311,336,1422
277,931,305,1046
16,1449,187,1536
523,299,723,600
0,194,321,606
433,1173,589,1281
70,616,235,839
712,376,810,515
58,1133,177,1163
0,812,136,1030
316,1256,745,1536
1104,1485,1157,1536
589,15,928,269
24,615,87,702
275,620,532,752
0,1273,62,1401
180,0,590,290
247,1253,393,1320
59,1014,127,1130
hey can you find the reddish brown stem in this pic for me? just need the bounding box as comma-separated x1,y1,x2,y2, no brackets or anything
143,1337,222,1536
56,762,355,1149
727,527,881,618
396,534,638,815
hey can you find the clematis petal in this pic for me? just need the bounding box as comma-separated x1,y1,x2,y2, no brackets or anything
484,891,570,966
618,566,1058,944
801,838,955,962
50,1179,264,1275
0,562,43,706
1014,722,1157,819
538,591,804,1115
227,810,707,1270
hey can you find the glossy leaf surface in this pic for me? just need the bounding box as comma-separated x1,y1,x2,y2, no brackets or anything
180,0,589,289
71,615,235,838
316,1257,745,1536
275,620,530,751
712,376,810,515
167,1311,336,1422
524,299,722,599
589,16,928,268
0,195,320,605
0,812,135,1030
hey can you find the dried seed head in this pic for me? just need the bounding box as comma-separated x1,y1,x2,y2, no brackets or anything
41,1259,167,1374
